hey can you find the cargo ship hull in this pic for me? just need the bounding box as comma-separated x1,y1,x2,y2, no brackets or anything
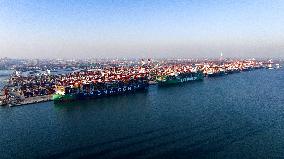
157,72,204,86
53,83,149,103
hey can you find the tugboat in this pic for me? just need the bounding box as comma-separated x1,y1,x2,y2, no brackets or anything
156,71,204,86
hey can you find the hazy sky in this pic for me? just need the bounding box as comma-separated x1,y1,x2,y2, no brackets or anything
0,0,284,59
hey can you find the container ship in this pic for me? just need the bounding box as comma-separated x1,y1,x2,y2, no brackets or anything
205,67,226,77
53,78,149,103
156,71,204,86
206,70,226,77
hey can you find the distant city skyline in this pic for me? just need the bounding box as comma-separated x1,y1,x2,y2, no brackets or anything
0,0,284,59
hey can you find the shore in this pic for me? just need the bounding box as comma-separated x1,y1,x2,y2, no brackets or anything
1,81,158,107
1,60,281,107
1,95,52,107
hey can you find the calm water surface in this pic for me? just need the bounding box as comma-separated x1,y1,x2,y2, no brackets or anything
0,69,283,159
